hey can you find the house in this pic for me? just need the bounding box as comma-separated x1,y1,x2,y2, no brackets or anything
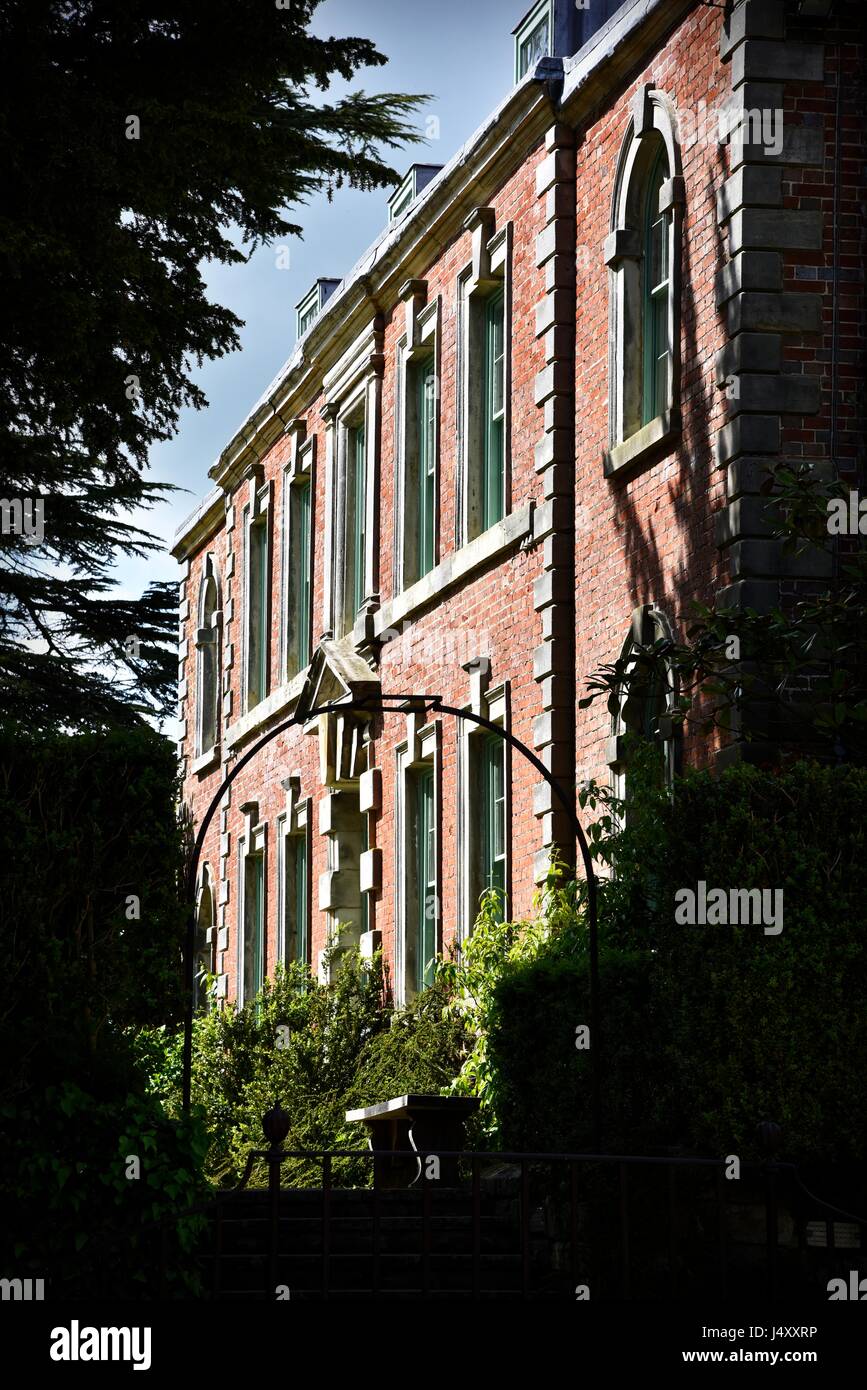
172,0,859,1007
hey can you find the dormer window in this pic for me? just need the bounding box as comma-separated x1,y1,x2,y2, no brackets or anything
513,0,626,80
295,278,340,341
514,0,550,80
387,165,443,224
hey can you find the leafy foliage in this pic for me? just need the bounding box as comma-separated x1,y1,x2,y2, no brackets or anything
1,1079,209,1299
643,759,867,1159
0,723,187,1094
0,0,425,728
439,876,654,1153
441,758,867,1163
137,949,467,1188
0,723,203,1295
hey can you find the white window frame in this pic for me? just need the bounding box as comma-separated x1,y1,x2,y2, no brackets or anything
514,0,551,82
604,89,683,473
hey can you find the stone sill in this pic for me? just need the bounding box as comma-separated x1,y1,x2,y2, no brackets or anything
191,744,221,777
224,666,309,753
603,409,682,480
378,502,534,635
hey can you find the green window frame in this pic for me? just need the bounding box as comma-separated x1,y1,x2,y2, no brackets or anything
246,509,269,709
283,831,309,967
243,852,265,1004
351,422,366,618
483,288,506,530
360,891,370,937
417,357,436,578
287,477,311,674
198,575,218,754
481,733,506,917
415,768,436,992
642,149,671,426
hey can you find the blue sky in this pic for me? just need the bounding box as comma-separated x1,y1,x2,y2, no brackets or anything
117,0,519,597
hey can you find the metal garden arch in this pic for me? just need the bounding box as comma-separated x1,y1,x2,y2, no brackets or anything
182,694,601,1144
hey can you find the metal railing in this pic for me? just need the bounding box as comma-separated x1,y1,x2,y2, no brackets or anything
195,1143,867,1301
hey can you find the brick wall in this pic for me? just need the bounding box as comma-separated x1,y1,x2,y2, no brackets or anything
174,0,865,1006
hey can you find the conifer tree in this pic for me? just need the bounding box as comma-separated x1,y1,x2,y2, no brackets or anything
0,0,424,727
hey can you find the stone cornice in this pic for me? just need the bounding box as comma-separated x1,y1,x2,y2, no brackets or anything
175,0,702,554
171,487,224,561
193,76,557,515
559,0,699,117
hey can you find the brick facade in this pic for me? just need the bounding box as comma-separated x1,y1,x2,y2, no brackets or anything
173,0,865,1007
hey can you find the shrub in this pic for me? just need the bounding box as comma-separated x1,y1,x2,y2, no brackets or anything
441,759,867,1164
1,1060,209,1298
138,948,468,1188
0,724,199,1296
439,878,659,1153
647,760,867,1160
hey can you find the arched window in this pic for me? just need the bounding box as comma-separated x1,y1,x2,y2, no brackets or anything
195,864,216,1010
608,605,678,806
642,145,671,426
604,90,682,475
195,557,221,757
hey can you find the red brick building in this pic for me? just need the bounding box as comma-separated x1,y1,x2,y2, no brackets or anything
173,0,864,1007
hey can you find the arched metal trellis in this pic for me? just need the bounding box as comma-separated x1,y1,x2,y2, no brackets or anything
182,694,601,1146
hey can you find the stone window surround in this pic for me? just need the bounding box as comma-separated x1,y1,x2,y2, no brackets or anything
394,713,441,1008
322,317,384,648
221,501,533,755
276,775,311,968
194,552,222,765
332,385,368,640
457,662,511,940
236,801,267,1008
603,85,684,479
394,282,441,592
606,603,679,796
457,213,513,547
195,861,217,993
242,470,272,715
281,424,316,682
